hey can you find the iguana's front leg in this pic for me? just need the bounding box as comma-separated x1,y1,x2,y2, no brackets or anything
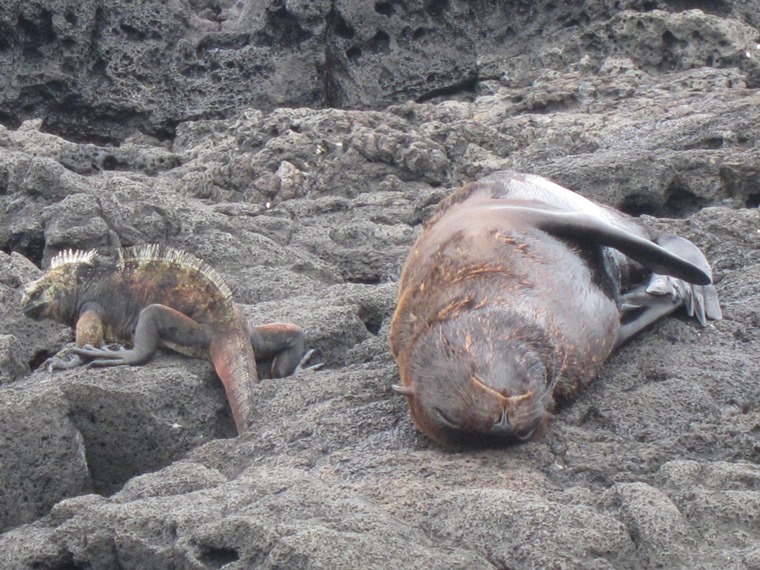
43,307,107,371
71,304,212,366
249,323,320,377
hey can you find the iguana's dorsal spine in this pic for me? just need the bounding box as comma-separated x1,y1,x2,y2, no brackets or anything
116,244,234,302
50,248,99,269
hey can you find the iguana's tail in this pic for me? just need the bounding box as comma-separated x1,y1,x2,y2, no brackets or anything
209,311,259,434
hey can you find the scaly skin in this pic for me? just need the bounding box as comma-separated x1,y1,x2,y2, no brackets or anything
21,244,312,434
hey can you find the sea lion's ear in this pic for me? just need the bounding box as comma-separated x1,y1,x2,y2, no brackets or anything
392,384,415,397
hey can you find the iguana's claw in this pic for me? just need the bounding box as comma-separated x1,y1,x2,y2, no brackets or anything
293,349,323,375
42,353,86,372
39,343,86,372
72,344,132,367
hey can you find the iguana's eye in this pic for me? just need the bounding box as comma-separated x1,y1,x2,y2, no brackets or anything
27,288,43,301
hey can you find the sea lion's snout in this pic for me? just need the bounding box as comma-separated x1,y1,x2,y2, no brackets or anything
490,404,544,441
473,376,546,441
400,373,547,446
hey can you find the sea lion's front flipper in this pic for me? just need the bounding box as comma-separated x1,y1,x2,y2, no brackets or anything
504,203,722,338
490,203,713,285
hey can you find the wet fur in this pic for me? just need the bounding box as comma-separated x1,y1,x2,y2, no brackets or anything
389,171,718,446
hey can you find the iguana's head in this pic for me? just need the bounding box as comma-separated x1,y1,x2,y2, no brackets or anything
22,249,98,322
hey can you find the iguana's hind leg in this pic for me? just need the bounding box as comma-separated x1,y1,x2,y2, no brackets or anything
249,323,317,377
72,304,212,366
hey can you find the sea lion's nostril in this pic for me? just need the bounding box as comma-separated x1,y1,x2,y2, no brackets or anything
492,409,509,433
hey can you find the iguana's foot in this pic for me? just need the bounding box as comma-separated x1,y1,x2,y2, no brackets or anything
70,344,145,367
42,345,86,372
292,349,323,375
42,343,130,372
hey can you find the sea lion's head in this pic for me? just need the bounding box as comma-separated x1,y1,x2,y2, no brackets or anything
394,310,553,447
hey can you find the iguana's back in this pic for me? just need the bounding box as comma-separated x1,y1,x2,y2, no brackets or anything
86,245,240,345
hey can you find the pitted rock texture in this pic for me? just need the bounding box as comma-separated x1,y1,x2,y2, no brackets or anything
1,2,759,569
2,0,760,143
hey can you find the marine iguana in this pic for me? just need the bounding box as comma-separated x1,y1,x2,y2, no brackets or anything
21,244,314,434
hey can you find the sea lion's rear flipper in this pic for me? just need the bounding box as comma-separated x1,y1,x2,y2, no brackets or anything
490,202,713,285
615,285,682,348
647,234,722,323
615,271,721,349
644,274,722,324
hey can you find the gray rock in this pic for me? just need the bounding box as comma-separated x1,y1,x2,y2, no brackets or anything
602,482,694,568
428,488,637,569
0,382,89,532
1,2,759,569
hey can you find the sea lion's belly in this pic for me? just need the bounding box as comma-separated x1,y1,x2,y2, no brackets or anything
506,231,620,398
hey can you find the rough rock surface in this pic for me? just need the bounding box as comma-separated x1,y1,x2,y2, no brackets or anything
1,1,759,569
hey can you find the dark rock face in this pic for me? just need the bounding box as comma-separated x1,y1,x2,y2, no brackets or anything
1,1,759,569
3,0,759,143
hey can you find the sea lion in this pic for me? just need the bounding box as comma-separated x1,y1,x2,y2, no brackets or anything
389,171,721,446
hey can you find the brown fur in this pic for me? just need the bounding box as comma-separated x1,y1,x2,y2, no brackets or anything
390,172,719,446
390,178,628,446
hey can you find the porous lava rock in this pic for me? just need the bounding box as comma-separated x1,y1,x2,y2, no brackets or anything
0,2,758,569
